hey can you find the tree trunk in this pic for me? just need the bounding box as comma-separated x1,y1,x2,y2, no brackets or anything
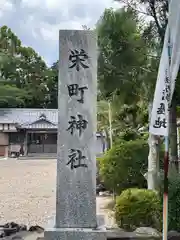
104,128,111,150
169,93,178,171
146,103,160,190
147,134,160,190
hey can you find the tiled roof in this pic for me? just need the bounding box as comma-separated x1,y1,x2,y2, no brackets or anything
0,108,58,125
0,108,103,136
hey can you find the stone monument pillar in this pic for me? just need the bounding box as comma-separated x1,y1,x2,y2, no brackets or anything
45,30,106,240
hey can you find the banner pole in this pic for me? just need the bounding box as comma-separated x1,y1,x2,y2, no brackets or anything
163,25,171,240
163,136,169,240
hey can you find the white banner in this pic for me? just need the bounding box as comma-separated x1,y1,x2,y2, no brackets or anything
149,0,180,136
149,27,170,136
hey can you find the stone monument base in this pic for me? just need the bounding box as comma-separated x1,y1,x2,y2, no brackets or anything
44,228,106,240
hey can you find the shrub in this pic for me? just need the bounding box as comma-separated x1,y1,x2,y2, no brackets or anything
99,139,148,194
115,188,162,231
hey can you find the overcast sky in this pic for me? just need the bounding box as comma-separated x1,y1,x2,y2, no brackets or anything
0,0,120,65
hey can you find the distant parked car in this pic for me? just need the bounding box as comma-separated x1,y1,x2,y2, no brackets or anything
96,183,106,195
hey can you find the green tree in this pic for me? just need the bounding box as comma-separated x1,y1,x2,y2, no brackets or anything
0,25,52,108
115,0,179,170
96,7,156,163
0,51,26,107
97,8,148,105
45,61,58,108
97,7,154,134
115,0,168,45
18,46,49,107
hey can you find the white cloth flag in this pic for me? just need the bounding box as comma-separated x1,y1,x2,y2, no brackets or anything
149,28,170,136
149,0,180,136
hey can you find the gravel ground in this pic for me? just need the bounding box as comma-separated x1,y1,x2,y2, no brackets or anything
0,159,112,229
0,159,56,227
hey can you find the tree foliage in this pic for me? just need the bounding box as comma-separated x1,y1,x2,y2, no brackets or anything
97,8,148,104
115,0,180,169
96,7,158,151
0,25,57,108
115,0,168,44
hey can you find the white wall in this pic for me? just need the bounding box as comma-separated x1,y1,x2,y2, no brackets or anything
0,123,17,131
